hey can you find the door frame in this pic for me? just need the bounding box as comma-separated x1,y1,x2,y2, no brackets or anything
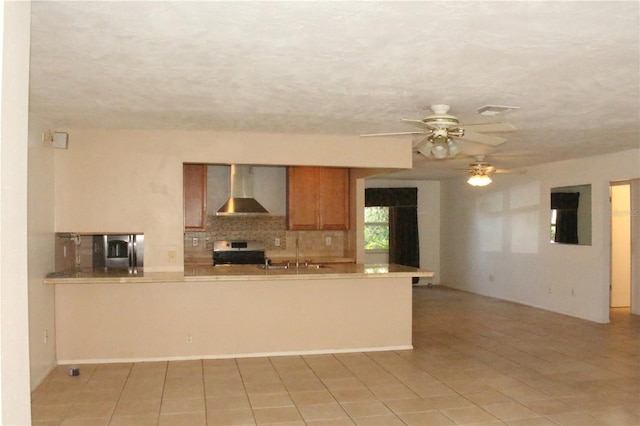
609,179,640,316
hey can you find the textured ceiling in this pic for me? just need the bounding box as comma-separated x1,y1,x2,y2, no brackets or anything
29,1,640,179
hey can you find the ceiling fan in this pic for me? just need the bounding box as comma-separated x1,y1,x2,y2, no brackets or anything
459,156,526,186
361,104,517,159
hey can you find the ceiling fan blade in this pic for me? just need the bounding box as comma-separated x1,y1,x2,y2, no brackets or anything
360,131,427,137
462,122,516,132
460,130,507,146
493,169,527,174
401,119,434,130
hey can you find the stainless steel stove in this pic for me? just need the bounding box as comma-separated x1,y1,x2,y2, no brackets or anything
212,240,266,266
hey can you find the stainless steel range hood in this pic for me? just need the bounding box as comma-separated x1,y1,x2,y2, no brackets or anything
216,165,269,216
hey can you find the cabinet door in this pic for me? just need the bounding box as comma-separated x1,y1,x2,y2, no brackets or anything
318,167,349,230
287,167,319,230
183,164,207,231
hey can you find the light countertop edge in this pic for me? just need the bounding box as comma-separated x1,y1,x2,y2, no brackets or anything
43,263,435,284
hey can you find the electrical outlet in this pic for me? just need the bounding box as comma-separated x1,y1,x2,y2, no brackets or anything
325,237,332,246
275,238,281,247
186,334,193,344
44,329,48,344
192,237,198,246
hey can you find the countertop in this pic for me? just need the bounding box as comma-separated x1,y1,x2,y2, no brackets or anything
44,263,434,284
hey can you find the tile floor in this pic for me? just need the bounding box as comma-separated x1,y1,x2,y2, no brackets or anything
31,286,640,425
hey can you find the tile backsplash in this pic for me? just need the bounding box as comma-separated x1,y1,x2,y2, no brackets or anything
184,215,348,265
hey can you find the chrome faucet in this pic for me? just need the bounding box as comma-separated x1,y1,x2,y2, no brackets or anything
295,237,300,269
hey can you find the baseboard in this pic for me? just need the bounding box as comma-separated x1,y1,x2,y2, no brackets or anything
56,345,414,365
31,361,57,391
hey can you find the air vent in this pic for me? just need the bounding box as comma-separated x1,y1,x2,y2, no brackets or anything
475,105,520,116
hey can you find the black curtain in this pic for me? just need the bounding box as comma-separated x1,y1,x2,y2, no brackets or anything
551,192,580,244
365,188,420,284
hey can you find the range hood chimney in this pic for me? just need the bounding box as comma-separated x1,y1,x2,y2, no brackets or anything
216,165,269,216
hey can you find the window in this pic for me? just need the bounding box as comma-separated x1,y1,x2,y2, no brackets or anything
364,206,389,250
550,209,557,242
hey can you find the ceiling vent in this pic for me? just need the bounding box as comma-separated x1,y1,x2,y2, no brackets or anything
475,105,520,116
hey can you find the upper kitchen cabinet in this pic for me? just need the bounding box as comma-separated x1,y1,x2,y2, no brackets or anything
287,167,349,230
183,164,207,231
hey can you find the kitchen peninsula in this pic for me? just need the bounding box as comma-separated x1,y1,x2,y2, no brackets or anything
46,264,434,365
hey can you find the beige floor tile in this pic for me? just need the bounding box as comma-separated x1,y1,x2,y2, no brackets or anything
366,383,417,400
330,387,377,403
249,392,294,409
463,389,513,406
243,381,288,396
66,401,117,419
306,418,355,425
398,410,456,425
206,395,252,411
481,401,540,421
252,406,303,424
405,381,457,397
31,402,72,422
283,379,327,393
160,397,205,414
588,406,640,425
162,383,204,400
522,398,577,416
289,390,337,405
60,416,111,425
383,397,434,414
206,408,256,425
113,397,161,416
546,411,604,425
109,414,159,425
353,414,405,425
507,417,557,425
440,405,500,424
423,394,475,410
297,402,349,422
340,400,393,418
158,411,207,426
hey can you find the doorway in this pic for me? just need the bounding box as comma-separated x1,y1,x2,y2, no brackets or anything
610,179,640,316
610,182,630,308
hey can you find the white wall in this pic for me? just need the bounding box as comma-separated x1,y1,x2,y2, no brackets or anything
363,179,440,284
441,149,640,323
1,0,33,423
27,116,57,390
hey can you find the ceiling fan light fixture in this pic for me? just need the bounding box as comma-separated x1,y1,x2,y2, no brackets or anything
431,143,448,159
468,173,492,187
447,138,461,157
417,140,434,156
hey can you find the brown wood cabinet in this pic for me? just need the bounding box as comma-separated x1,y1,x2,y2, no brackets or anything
183,164,207,231
287,166,349,230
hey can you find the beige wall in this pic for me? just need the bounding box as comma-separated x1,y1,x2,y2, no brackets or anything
54,277,413,363
54,130,411,271
1,1,33,422
28,116,57,390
